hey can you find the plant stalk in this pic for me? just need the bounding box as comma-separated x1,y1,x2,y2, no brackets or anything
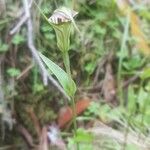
62,51,71,78
62,52,77,133
117,14,130,107
62,51,79,149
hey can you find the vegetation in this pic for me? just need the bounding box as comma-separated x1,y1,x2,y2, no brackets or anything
0,0,150,150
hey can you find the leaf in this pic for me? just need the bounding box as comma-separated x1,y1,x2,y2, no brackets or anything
122,55,145,71
127,85,136,113
7,68,21,77
39,53,76,97
140,68,150,80
12,34,25,45
0,40,9,53
0,43,9,53
74,128,93,143
58,98,90,128
137,87,148,109
85,61,97,75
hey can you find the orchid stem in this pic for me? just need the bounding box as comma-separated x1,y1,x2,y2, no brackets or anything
62,51,79,150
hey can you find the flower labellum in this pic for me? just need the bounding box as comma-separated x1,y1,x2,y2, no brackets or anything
48,7,78,52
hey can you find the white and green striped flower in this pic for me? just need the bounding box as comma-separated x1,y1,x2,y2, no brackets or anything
48,7,78,52
49,7,78,24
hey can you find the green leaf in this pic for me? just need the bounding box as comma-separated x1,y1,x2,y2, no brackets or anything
123,55,144,71
85,61,97,75
7,68,21,77
127,85,136,113
33,83,44,93
0,43,9,53
74,128,93,143
39,53,76,97
0,40,9,53
137,87,148,110
12,34,25,45
140,68,150,80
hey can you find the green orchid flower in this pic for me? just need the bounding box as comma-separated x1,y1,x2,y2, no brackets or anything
48,7,78,52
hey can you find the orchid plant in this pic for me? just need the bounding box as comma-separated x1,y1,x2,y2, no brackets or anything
36,5,79,149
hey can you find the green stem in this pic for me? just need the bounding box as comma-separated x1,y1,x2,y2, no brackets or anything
62,51,79,149
117,14,130,107
71,96,80,150
71,96,77,136
62,52,71,78
62,52,77,131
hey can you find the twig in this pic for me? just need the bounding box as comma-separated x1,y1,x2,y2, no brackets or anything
93,56,107,86
25,107,41,139
0,55,4,113
16,64,33,80
38,126,48,150
0,56,12,141
24,0,48,85
17,124,35,148
122,75,139,88
78,81,103,93
10,15,28,35
0,145,18,150
0,0,6,16
9,0,32,35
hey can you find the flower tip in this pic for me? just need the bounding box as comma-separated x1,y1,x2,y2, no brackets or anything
72,9,78,17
